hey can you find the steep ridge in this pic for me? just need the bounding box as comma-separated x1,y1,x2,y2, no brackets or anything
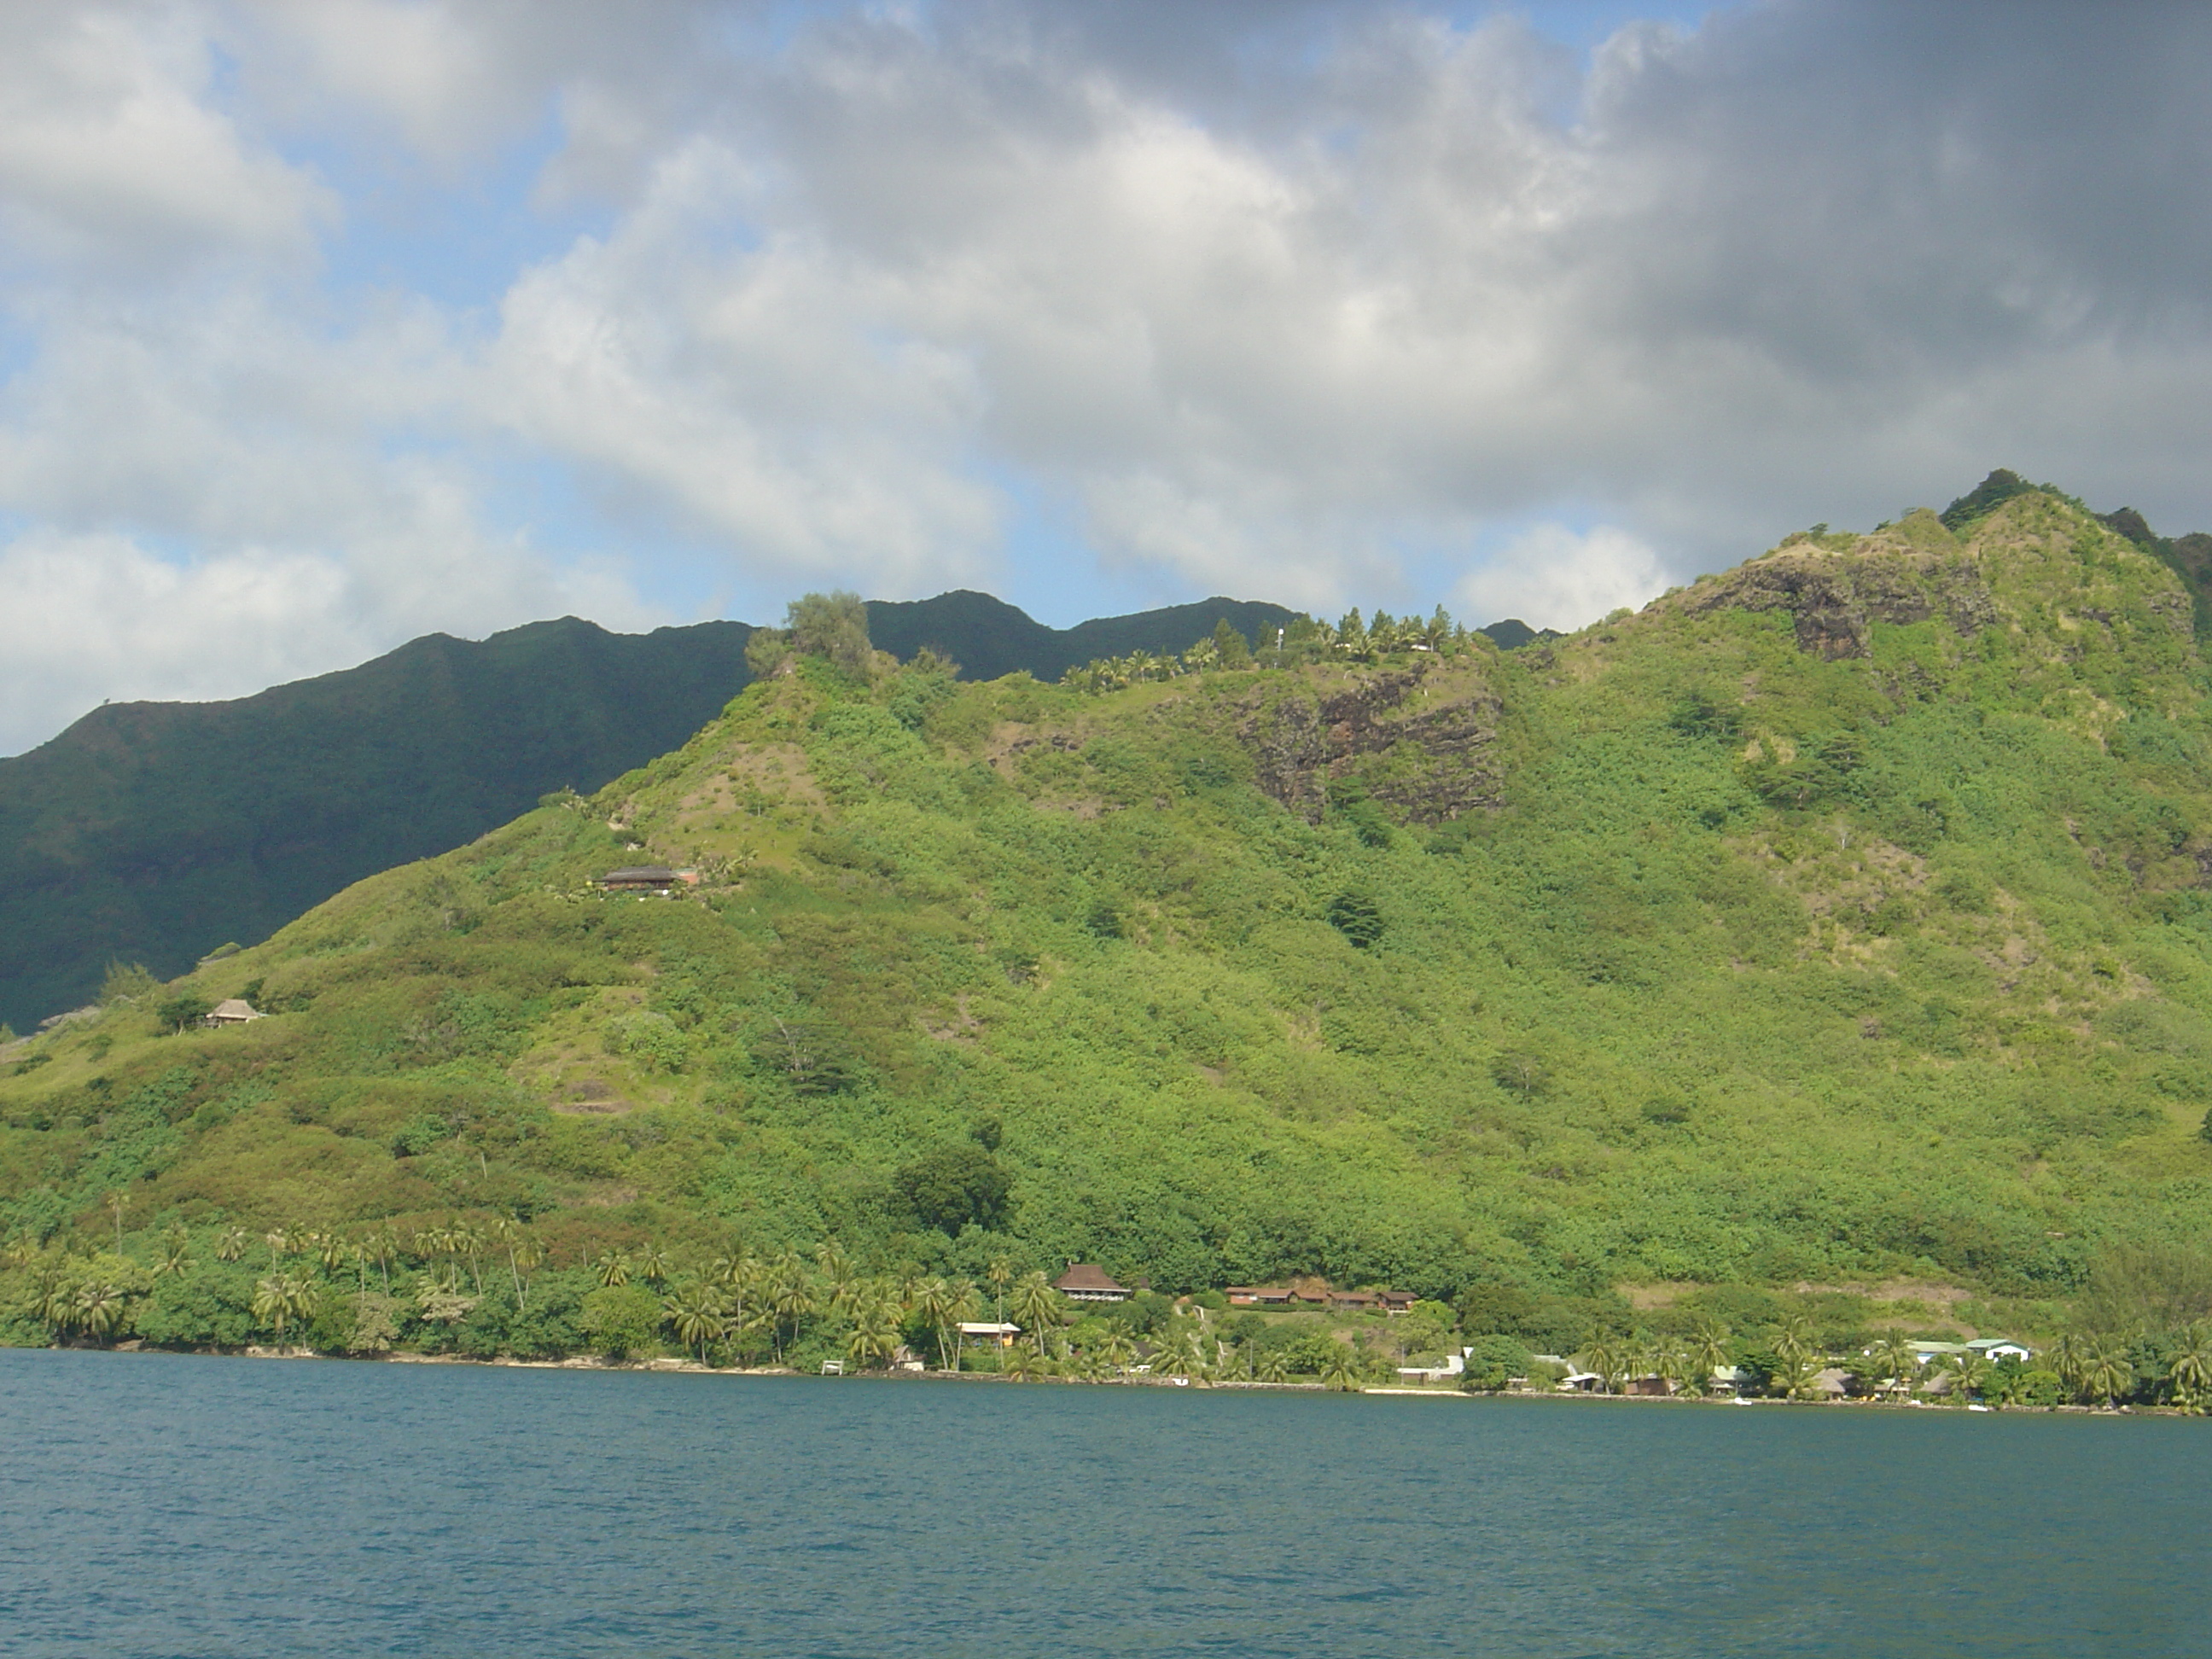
5,484,2210,1338
0,596,1295,1030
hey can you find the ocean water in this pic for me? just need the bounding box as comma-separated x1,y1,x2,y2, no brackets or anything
1,1350,2205,1658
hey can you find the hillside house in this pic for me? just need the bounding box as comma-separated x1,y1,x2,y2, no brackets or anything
1226,1286,1295,1307
204,999,262,1027
600,865,687,892
1968,1337,2034,1362
958,1321,1021,1350
1053,1264,1130,1303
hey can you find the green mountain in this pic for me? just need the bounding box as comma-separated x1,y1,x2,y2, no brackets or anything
8,481,2212,1363
0,595,1296,1033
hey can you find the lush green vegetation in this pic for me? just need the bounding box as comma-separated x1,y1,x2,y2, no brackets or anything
8,480,2212,1398
0,595,1297,1032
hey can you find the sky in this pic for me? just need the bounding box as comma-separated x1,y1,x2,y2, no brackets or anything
5,1,2212,755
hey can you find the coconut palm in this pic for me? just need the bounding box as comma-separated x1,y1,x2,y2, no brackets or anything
767,1250,815,1364
490,1219,538,1307
1687,1319,1731,1395
252,1272,317,1339
263,1228,292,1267
451,1222,487,1293
1321,1345,1365,1393
1773,1353,1824,1400
2049,1333,2087,1397
593,1250,632,1288
315,1231,348,1274
816,1238,855,1307
2168,1323,2212,1412
1773,1314,1817,1371
1875,1333,1920,1399
1256,1347,1292,1384
1945,1351,1992,1405
73,1279,131,1342
1097,1319,1138,1377
155,1227,192,1278
215,1226,248,1263
664,1278,726,1363
1009,1271,1065,1354
986,1255,1015,1324
1581,1339,1625,1394
634,1243,671,1289
845,1288,902,1371
911,1278,961,1371
2081,1338,2135,1410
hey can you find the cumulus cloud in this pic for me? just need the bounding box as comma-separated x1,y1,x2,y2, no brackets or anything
1457,523,1670,633
5,0,2212,752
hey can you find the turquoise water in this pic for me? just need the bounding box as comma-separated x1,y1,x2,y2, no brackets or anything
1,1350,2205,1657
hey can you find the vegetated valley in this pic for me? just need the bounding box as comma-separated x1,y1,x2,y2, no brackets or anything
7,480,2212,1400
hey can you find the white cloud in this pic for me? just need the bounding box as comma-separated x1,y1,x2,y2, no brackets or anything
7,1,2212,750
1457,523,1669,633
0,5,333,271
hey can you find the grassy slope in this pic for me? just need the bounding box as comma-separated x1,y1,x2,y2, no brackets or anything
5,492,2211,1324
0,596,1295,1033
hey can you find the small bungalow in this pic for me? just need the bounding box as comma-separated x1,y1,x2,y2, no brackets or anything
1053,1264,1131,1303
204,999,262,1027
958,1320,1022,1349
1908,1339,1969,1366
1226,1286,1296,1307
1377,1291,1417,1315
1967,1337,2033,1362
600,865,690,892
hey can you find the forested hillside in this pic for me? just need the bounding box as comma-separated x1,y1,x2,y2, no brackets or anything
6,483,2212,1370
0,595,1296,1032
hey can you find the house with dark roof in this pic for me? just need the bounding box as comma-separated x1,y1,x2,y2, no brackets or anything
600,865,689,892
1052,1264,1130,1303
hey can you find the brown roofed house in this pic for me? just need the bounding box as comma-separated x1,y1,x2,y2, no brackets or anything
1226,1286,1295,1306
205,998,262,1027
1052,1263,1130,1303
601,865,683,891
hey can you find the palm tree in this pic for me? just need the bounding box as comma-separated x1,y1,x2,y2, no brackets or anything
1773,1353,1824,1400
1097,1319,1138,1377
768,1249,815,1364
2168,1323,2212,1412
2081,1338,2134,1410
1009,1271,1064,1355
1688,1319,1731,1395
2049,1334,2087,1399
594,1249,632,1288
490,1219,538,1307
263,1228,292,1268
635,1243,671,1289
252,1272,318,1339
986,1256,1015,1324
155,1227,192,1278
816,1239,855,1307
215,1226,248,1263
315,1231,348,1274
1322,1345,1365,1393
1256,1346,1291,1384
912,1278,958,1371
1945,1352,1992,1405
1874,1333,1920,1399
664,1279,727,1363
845,1289,902,1371
1774,1314,1817,1371
73,1280,130,1342
1581,1339,1624,1394
451,1222,486,1293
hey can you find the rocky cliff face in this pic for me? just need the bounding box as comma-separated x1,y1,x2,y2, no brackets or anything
1239,663,1503,824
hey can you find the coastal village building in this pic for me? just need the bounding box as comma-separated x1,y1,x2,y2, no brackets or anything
1228,1284,1416,1313
204,999,262,1027
1052,1264,1130,1303
958,1321,1021,1350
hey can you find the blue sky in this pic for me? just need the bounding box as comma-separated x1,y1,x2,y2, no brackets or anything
2,0,2209,753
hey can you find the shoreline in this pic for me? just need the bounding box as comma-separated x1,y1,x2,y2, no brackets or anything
16,1342,2186,1415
